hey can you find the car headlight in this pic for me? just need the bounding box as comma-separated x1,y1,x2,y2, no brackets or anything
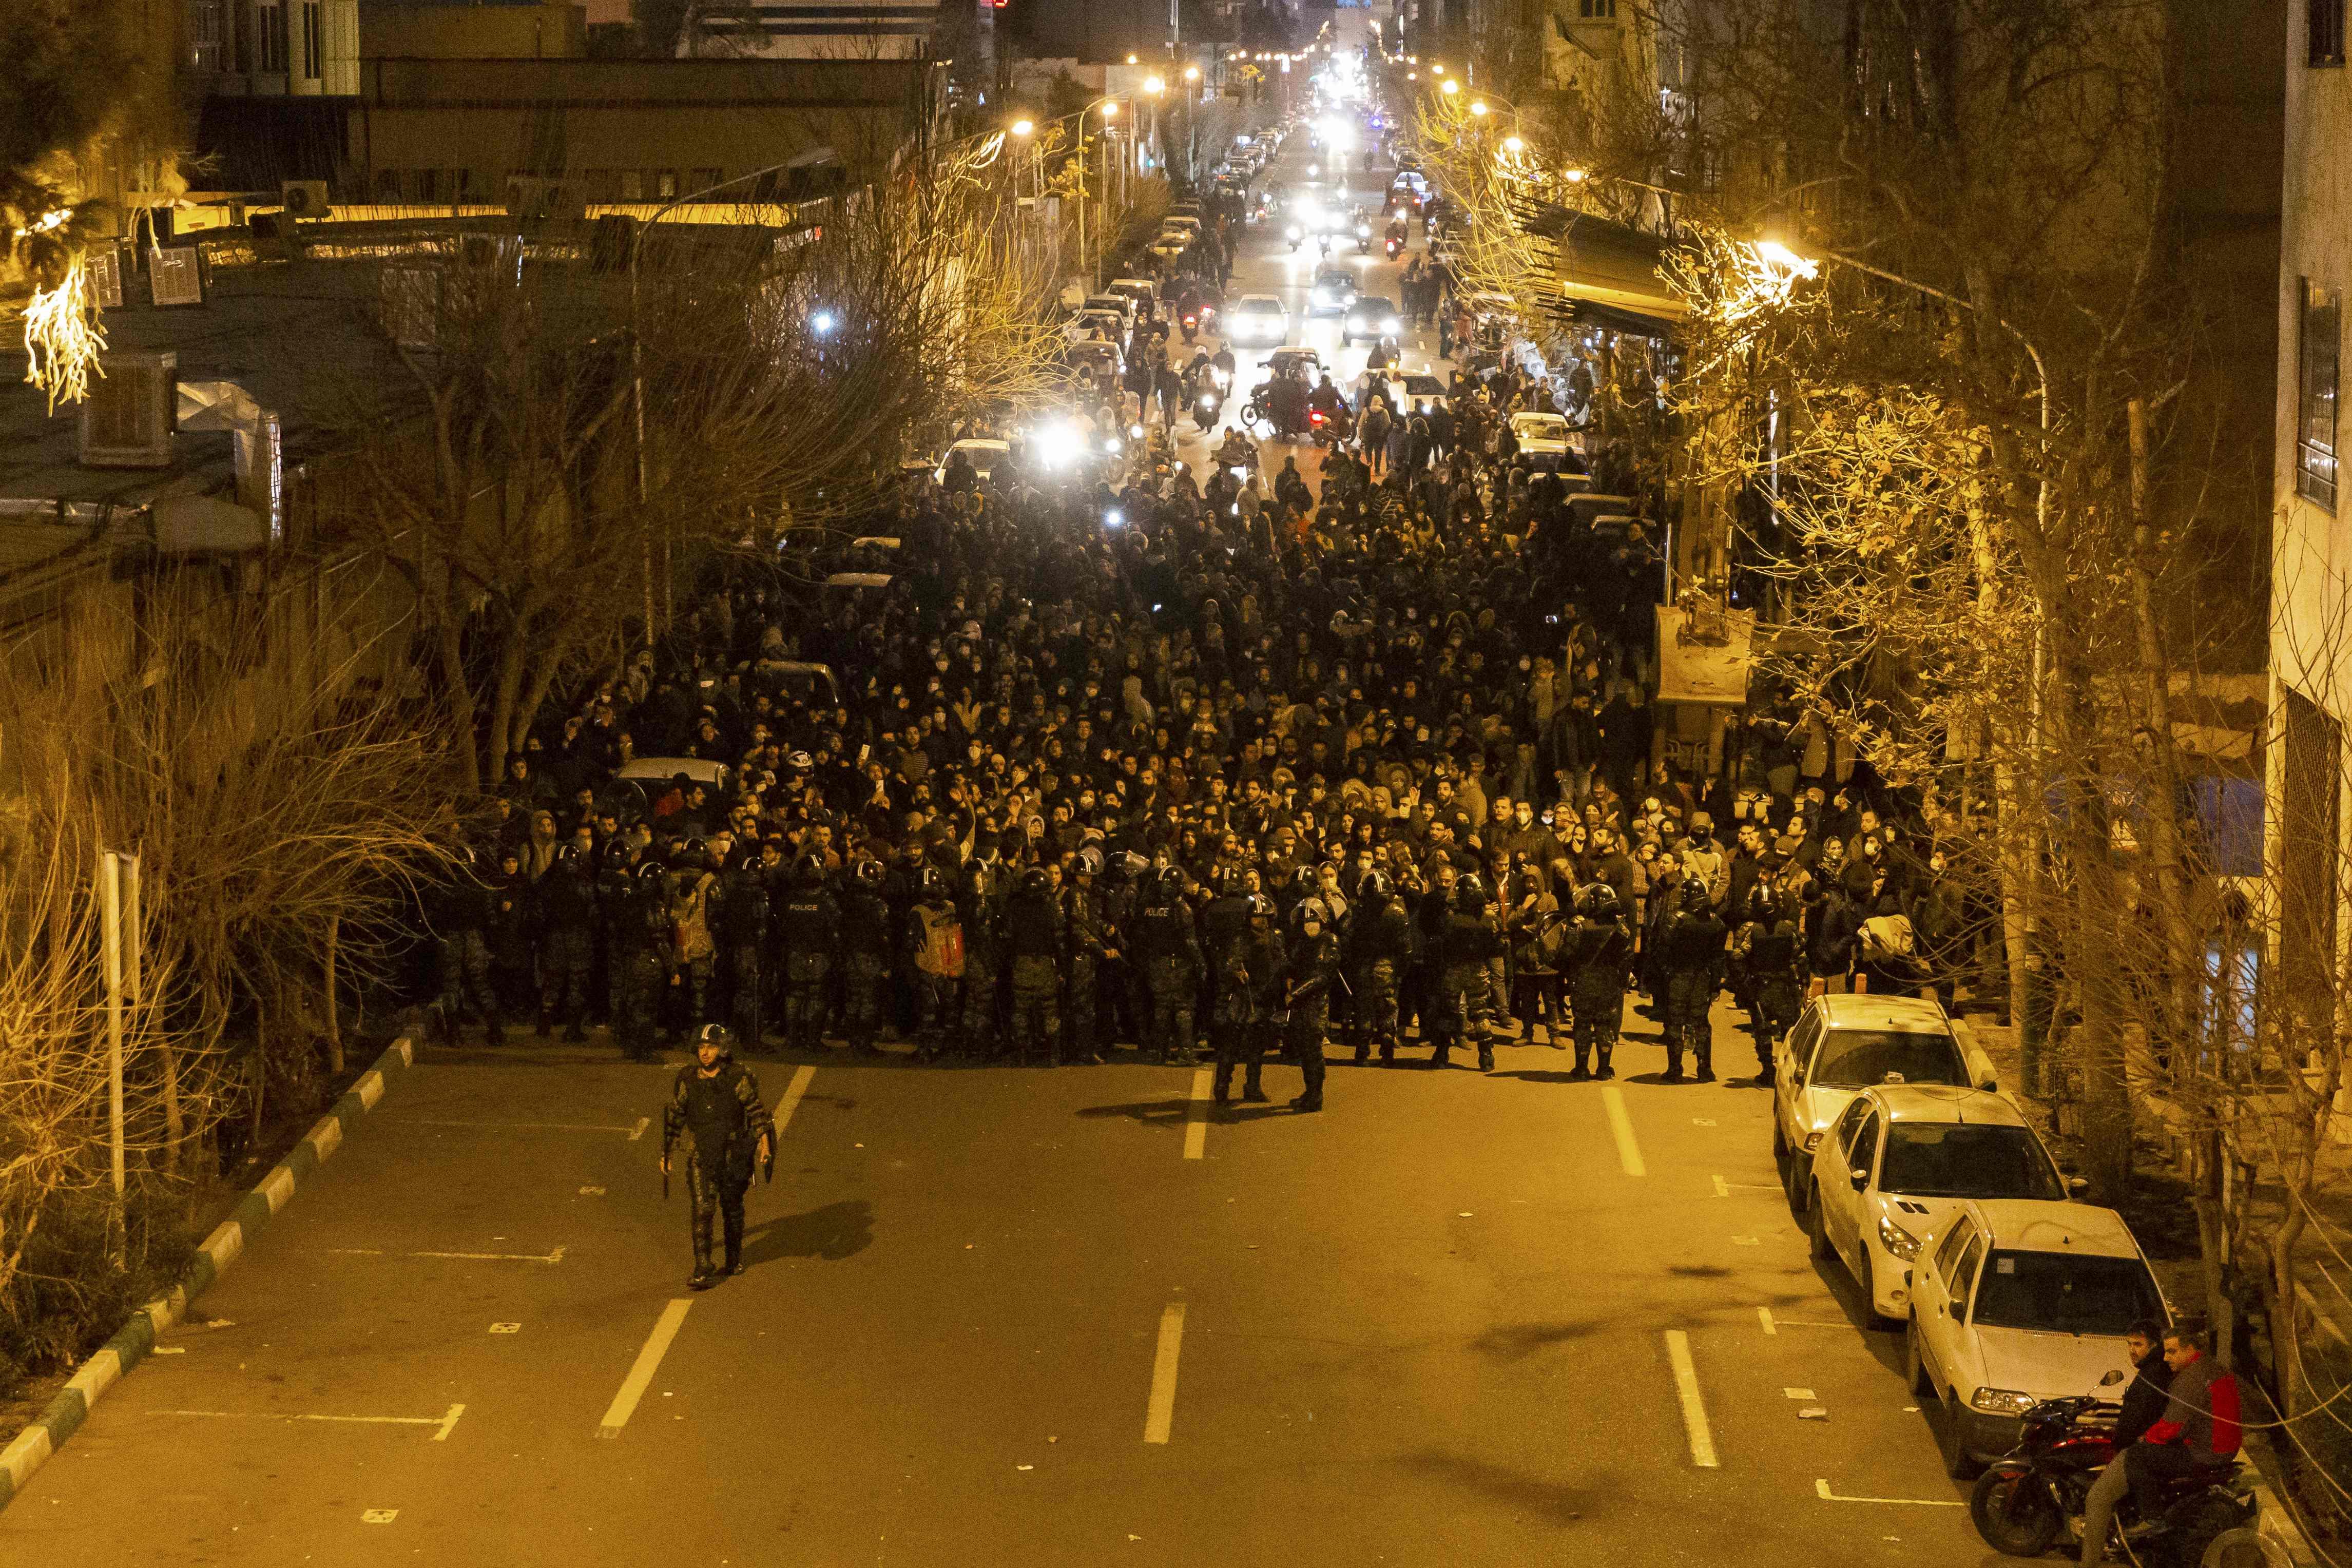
1381,317,1400,333
1876,1216,1923,1261
1802,1131,1823,1152
1970,1387,2039,1417
1357,224,1370,237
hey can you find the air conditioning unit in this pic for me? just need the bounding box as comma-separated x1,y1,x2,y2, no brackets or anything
504,176,583,221
149,246,204,306
80,351,178,468
281,179,331,219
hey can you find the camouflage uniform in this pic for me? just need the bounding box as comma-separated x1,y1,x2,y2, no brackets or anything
661,1047,775,1282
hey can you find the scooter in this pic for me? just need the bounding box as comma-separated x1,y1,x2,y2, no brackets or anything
1286,224,1303,253
1192,390,1220,432
1384,234,1403,261
1181,313,1199,345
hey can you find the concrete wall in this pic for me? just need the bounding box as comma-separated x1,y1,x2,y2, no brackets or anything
361,1,588,59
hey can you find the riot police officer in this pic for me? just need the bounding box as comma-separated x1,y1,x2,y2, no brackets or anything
1346,868,1413,1066
837,859,894,1057
1063,853,1114,1064
429,848,500,1044
1657,882,1729,1082
717,845,773,1050
1284,896,1342,1112
1438,874,1504,1071
537,844,597,1041
1211,892,1285,1105
659,1024,775,1290
1561,882,1633,1080
1731,885,1805,1085
1131,866,1204,1065
775,856,837,1054
905,865,965,1061
958,865,1005,1060
1004,867,1068,1066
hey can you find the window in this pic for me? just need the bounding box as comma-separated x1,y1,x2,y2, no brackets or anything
374,167,401,201
2300,279,2340,509
2315,0,2346,66
1845,1110,1881,1174
1972,1252,2163,1336
620,170,645,202
1932,1215,1976,1282
1809,1029,1968,1089
1579,0,1617,15
656,169,680,199
258,0,287,71
1951,1233,1987,1311
1879,1125,2065,1201
1830,1097,1872,1156
301,0,320,76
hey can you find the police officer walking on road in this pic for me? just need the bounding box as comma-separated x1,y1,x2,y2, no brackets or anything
659,1023,775,1290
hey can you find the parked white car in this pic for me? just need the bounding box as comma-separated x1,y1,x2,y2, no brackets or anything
1805,1085,2078,1326
934,438,1008,486
1509,411,1580,469
1905,1198,2167,1476
1773,994,1999,1197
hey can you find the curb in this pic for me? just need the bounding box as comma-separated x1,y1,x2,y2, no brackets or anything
0,1035,415,1513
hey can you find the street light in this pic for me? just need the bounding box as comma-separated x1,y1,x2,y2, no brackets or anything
1470,99,1490,117
1010,118,1035,137
1502,135,1526,154
1441,78,1460,95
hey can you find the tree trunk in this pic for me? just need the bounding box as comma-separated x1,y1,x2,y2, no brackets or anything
323,916,343,1076
158,1036,184,1177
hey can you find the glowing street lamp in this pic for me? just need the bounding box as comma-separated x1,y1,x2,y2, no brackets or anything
1145,75,1164,93
1010,118,1035,137
1502,135,1526,153
1752,239,1820,279
1564,166,1589,183
1441,78,1460,95
1470,99,1490,116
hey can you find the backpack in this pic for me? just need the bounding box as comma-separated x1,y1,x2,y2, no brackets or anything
914,904,966,979
1858,913,1915,964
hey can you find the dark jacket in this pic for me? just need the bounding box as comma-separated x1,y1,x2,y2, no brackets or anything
2113,1344,2175,1450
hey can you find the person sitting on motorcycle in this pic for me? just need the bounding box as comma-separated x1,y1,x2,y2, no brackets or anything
2077,1318,2241,1568
1211,345,1237,388
1214,428,1257,473
1271,367,1310,440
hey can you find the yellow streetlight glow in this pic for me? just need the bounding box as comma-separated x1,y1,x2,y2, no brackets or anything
1432,62,1445,74
1502,134,1525,152
1010,118,1034,136
1126,53,1138,64
1564,166,1588,182
1755,239,1821,278
1406,71,1417,80
1184,65,1200,81
1470,100,1490,116
1441,78,1460,95
1145,75,1165,92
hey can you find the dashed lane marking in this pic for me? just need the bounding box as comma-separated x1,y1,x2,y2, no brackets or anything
392,1118,644,1135
598,1299,694,1438
1815,1479,1965,1506
330,1246,567,1264
1603,1087,1646,1177
1183,1069,1211,1160
1758,1307,1778,1335
150,1404,466,1441
774,1067,816,1133
1143,1302,1188,1444
1663,1330,1719,1468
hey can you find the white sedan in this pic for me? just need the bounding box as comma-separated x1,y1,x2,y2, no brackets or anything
1509,411,1580,469
1805,1085,2075,1325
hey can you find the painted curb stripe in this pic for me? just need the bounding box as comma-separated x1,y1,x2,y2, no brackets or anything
0,1035,412,1513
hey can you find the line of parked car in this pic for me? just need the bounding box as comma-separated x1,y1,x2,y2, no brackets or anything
1770,994,2173,1478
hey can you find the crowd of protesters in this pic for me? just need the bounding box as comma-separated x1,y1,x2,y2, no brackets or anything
422,229,1998,1111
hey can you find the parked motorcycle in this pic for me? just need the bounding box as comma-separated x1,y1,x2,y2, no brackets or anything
1969,1396,2254,1567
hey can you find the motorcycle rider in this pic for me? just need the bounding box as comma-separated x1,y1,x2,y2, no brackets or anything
2078,1319,2241,1568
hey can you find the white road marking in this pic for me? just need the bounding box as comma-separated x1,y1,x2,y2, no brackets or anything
1783,1387,1816,1400
1732,1236,1761,1246
1815,1479,1964,1506
773,1066,816,1133
1758,1307,1779,1335
1183,1069,1211,1161
599,1299,694,1437
362,1509,399,1524
1602,1087,1646,1177
489,1323,522,1334
628,1116,651,1142
150,1403,465,1441
1772,1318,1852,1329
1663,1330,1719,1468
1143,1302,1188,1444
394,1118,642,1135
1713,1174,1729,1197
331,1245,566,1264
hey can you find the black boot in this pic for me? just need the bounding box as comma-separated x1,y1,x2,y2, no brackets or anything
723,1214,746,1277
1477,1043,1495,1073
1379,1043,1396,1066
1241,1072,1268,1104
1289,1092,1322,1112
1212,1067,1233,1105
1353,1043,1370,1064
1594,1047,1614,1080
1662,1049,1685,1084
688,1251,717,1290
1433,1043,1451,1069
1567,1048,1591,1082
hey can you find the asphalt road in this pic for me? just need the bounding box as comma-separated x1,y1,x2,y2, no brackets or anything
7,998,2012,1567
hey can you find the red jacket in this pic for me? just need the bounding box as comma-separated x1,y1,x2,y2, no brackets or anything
2142,1351,2242,1459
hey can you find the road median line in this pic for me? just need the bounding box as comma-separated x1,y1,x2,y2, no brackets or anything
1663,1329,1719,1468
1603,1086,1646,1176
598,1299,695,1438
0,1036,417,1513
1143,1302,1188,1444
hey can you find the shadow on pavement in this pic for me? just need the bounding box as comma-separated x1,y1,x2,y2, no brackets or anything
1074,1098,1194,1130
1668,1263,1732,1279
742,1198,875,1264
1471,1321,1602,1361
1491,1070,1605,1085
1398,1449,1604,1527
